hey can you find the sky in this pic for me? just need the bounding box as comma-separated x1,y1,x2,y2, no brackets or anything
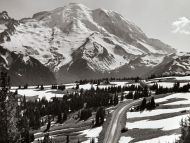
0,0,190,52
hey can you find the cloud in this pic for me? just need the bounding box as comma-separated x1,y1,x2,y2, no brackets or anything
172,17,190,35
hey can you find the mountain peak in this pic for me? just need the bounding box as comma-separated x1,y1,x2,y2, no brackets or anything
67,3,90,9
32,3,91,23
50,3,90,14
0,11,10,20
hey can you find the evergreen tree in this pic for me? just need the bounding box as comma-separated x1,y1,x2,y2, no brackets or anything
24,83,28,89
57,112,62,123
76,84,79,90
133,91,139,100
80,109,92,120
66,135,69,143
150,97,156,109
18,113,31,143
113,93,118,105
44,116,51,132
63,112,67,122
40,84,44,90
109,95,113,105
34,107,41,129
140,98,147,111
22,95,27,109
90,138,95,143
120,93,124,102
174,116,190,143
43,133,52,143
142,86,149,97
0,72,20,143
126,91,133,99
95,107,105,125
173,82,180,92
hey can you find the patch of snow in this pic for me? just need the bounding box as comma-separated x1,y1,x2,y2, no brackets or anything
158,93,190,105
150,82,175,88
175,76,190,81
128,93,190,119
148,82,189,88
126,83,140,87
135,134,180,143
17,73,22,76
64,83,76,89
153,76,190,81
140,54,164,67
79,84,97,90
79,82,127,90
128,107,190,119
127,114,188,131
119,136,134,143
110,81,128,87
13,88,64,101
1,54,9,65
23,56,30,63
127,93,190,131
138,41,162,54
81,127,102,143
0,24,6,33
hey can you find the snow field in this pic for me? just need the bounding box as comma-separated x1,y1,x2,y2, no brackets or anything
127,107,190,119
80,127,102,143
156,93,190,105
13,81,129,101
135,134,180,143
152,76,190,82
147,82,190,88
16,88,64,101
118,134,180,143
127,114,188,131
120,92,190,143
118,136,134,143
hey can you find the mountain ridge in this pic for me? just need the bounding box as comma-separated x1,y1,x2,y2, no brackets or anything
0,3,186,85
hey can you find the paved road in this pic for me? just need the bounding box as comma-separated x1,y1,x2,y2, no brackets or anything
102,79,168,143
102,99,143,143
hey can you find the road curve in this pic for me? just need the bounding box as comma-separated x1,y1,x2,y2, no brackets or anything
102,99,143,143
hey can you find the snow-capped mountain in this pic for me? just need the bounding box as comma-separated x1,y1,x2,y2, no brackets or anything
0,3,178,84
148,52,190,77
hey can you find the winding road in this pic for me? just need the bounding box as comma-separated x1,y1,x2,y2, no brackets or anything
102,99,143,143
102,80,152,143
